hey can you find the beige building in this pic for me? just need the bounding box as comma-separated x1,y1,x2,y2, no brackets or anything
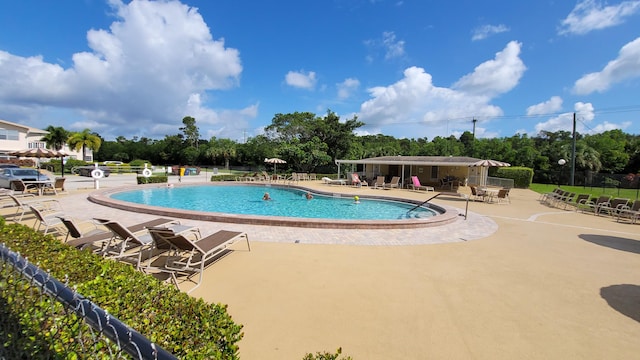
0,119,89,162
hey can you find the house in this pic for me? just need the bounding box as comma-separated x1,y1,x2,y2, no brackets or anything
335,156,510,189
0,119,89,162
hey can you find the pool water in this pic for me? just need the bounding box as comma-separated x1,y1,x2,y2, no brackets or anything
111,185,437,221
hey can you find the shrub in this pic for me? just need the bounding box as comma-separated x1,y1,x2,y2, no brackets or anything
495,166,534,188
0,221,243,359
211,175,236,181
129,159,151,168
136,175,168,184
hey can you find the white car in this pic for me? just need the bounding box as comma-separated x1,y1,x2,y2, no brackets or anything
0,168,50,189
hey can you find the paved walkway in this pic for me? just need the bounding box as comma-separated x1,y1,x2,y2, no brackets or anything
10,173,640,360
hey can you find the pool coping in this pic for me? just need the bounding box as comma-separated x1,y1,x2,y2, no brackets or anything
88,182,460,229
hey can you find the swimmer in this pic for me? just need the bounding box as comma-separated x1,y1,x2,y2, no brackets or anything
305,192,313,200
167,183,174,188
263,192,271,201
354,195,360,204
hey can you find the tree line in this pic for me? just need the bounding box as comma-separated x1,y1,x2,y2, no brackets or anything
43,111,640,176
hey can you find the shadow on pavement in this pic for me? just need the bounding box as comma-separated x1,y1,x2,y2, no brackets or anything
579,234,640,255
600,284,640,323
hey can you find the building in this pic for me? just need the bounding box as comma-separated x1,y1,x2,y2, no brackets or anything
0,119,89,162
335,156,511,189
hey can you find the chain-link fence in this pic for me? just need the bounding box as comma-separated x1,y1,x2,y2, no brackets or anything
534,170,640,199
0,243,177,359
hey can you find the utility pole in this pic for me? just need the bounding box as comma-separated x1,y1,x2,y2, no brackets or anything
570,113,576,186
472,118,477,139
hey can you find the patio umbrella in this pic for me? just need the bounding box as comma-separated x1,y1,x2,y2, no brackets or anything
264,157,286,176
468,159,511,167
468,159,511,187
9,148,65,179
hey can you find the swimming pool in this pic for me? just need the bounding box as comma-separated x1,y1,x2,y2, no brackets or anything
89,183,458,229
111,185,436,220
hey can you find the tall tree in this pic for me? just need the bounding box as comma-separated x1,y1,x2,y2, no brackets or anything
67,129,102,161
41,125,70,151
179,116,200,149
206,137,238,169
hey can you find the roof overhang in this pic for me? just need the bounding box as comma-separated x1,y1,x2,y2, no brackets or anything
336,156,484,167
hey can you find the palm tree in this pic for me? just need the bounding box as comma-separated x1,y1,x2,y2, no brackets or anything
68,129,102,162
41,126,70,151
206,137,237,169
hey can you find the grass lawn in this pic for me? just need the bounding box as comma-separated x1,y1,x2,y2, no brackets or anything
529,183,640,201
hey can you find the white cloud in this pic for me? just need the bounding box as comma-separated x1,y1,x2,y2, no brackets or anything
337,78,360,100
0,0,246,139
364,31,406,62
559,0,640,35
573,37,640,94
285,70,317,89
357,41,527,138
452,41,526,97
526,96,563,115
471,24,510,41
534,102,596,134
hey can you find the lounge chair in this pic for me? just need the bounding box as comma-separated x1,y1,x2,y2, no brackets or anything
596,198,630,217
95,219,183,269
578,195,611,214
56,216,109,242
29,204,65,235
616,199,640,223
409,176,434,192
350,173,368,187
551,192,575,208
148,227,250,293
321,176,346,185
66,218,179,250
383,176,400,189
372,176,385,189
567,194,590,210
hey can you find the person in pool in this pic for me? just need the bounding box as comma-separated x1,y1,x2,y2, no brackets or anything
354,196,360,204
263,192,271,201
305,192,313,200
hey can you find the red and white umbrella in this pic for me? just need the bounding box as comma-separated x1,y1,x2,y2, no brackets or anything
264,157,287,175
468,159,511,167
9,148,66,177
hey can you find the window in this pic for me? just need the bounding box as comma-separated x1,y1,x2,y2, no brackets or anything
28,142,46,149
0,129,19,141
430,166,439,179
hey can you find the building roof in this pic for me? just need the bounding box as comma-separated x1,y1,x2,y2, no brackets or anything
0,119,48,135
336,156,484,167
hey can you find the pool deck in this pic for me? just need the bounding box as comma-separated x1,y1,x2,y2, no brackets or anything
6,173,640,359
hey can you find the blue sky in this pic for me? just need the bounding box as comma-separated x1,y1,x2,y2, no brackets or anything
1,0,639,142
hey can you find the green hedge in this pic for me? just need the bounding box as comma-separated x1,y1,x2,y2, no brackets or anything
136,175,168,184
0,218,243,359
210,175,237,182
494,166,534,188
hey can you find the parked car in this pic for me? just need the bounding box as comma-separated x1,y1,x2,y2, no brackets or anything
0,168,50,189
74,166,111,178
0,164,20,169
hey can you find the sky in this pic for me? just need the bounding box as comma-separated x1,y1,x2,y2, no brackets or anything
1,0,640,143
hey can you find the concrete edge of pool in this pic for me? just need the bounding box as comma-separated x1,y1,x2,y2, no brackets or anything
88,182,461,229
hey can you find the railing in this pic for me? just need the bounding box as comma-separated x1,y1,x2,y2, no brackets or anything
0,243,176,359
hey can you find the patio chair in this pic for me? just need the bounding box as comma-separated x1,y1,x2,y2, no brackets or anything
596,198,630,217
372,176,385,189
66,217,179,251
567,194,590,210
495,188,511,204
42,177,66,195
551,192,575,208
96,219,182,269
409,176,434,192
321,176,346,185
383,176,400,189
148,228,250,293
578,195,611,214
10,179,39,195
469,186,486,202
28,204,65,235
616,199,640,223
539,188,562,203
350,173,368,187
56,216,109,242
